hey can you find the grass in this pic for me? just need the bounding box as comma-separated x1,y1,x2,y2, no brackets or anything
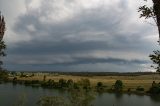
10,73,160,92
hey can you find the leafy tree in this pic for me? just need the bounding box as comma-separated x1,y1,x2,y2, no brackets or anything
0,12,7,80
78,79,91,90
0,12,6,70
139,1,160,72
96,82,104,92
149,81,160,94
138,0,160,43
97,82,103,87
149,50,160,72
114,80,123,92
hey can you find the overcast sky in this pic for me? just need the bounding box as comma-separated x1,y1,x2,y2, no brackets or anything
0,0,159,72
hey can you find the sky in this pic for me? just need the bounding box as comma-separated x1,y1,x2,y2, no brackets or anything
0,0,159,72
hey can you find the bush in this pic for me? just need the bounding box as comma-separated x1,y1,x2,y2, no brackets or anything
67,79,74,88
96,82,105,92
59,79,67,88
73,83,80,89
78,79,91,90
149,82,160,94
114,80,123,92
0,70,8,80
97,82,103,87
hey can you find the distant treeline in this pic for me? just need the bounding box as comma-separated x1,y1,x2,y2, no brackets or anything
9,71,158,76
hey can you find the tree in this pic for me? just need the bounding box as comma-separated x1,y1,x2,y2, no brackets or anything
149,50,160,72
114,80,123,92
0,12,7,80
139,1,160,72
138,0,160,43
0,12,6,70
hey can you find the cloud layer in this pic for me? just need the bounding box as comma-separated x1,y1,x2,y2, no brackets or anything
0,0,159,71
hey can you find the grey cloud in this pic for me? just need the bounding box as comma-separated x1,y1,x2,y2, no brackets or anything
2,0,158,71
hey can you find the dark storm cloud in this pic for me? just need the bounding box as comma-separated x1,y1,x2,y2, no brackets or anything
2,0,158,71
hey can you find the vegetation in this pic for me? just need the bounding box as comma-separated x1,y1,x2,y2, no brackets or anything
149,81,160,94
0,13,6,70
0,12,8,81
114,80,123,92
37,96,68,106
138,0,160,43
37,88,95,106
149,50,160,72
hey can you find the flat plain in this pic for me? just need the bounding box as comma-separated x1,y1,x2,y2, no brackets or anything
14,73,160,91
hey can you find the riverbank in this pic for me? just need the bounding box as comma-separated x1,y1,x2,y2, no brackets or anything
6,72,160,95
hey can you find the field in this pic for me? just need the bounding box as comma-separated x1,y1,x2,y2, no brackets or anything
13,72,160,92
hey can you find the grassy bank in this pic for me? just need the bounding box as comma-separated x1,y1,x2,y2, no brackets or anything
8,72,160,93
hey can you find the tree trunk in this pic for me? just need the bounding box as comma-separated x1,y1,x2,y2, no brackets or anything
152,0,160,44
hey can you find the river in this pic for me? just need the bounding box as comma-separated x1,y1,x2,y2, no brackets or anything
0,83,160,106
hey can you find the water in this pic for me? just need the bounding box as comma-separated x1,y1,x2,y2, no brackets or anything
0,83,160,106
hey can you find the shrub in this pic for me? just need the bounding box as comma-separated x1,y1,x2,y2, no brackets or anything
73,83,80,89
67,79,74,88
96,82,104,92
149,82,160,94
78,79,91,90
97,82,103,87
114,80,123,92
59,79,67,88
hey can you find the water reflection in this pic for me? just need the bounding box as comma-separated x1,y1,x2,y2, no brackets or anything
150,95,160,102
0,83,160,106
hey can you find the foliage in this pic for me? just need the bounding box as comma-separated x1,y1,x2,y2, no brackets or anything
68,88,95,106
0,13,6,71
0,70,8,80
78,79,91,90
138,3,156,19
114,80,123,92
37,88,95,106
149,50,160,72
67,79,74,88
138,0,160,43
97,82,103,87
149,82,160,94
37,96,69,106
96,82,105,92
59,78,67,88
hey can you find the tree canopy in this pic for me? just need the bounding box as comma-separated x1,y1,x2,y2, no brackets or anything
0,12,6,71
138,0,160,43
